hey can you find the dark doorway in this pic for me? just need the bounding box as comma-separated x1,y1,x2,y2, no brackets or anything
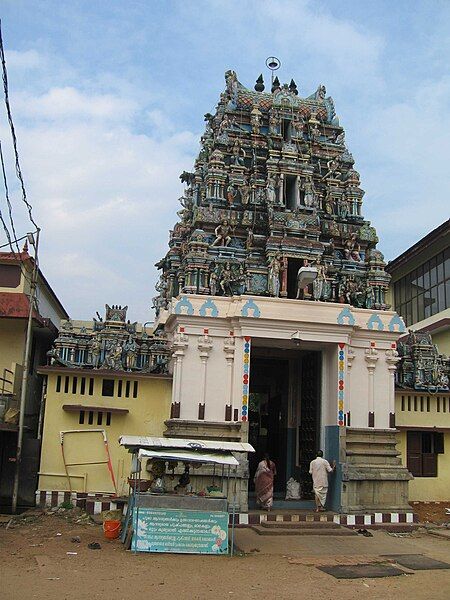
249,348,321,502
287,259,302,299
248,358,288,493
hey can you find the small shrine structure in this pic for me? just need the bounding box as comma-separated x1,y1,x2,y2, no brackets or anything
396,331,450,392
48,304,170,374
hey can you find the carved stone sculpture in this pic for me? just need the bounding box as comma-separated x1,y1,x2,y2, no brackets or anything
268,254,282,297
212,220,232,247
124,335,138,371
91,336,102,369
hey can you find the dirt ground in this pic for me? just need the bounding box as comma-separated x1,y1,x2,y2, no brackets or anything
1,509,450,600
411,501,450,524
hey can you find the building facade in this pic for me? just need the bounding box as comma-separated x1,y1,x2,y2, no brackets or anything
0,248,68,509
37,304,172,506
387,220,450,501
154,71,413,516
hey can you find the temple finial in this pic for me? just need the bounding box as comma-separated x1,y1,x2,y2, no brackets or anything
271,76,280,93
254,74,265,92
289,79,298,95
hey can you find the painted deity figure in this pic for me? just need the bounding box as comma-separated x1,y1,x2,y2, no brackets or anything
238,264,247,295
104,341,123,370
124,335,138,371
212,220,232,247
220,262,234,296
323,191,335,215
344,233,362,262
365,283,375,309
231,139,245,166
339,193,349,218
312,258,327,301
323,156,341,180
246,229,254,250
209,269,219,296
292,114,304,138
155,276,169,307
303,176,316,208
315,84,326,101
226,184,238,206
268,254,282,297
91,336,101,369
309,121,321,143
269,113,280,135
265,175,277,205
225,70,239,105
240,181,250,205
217,114,230,136
249,173,258,204
251,105,262,134
334,131,345,145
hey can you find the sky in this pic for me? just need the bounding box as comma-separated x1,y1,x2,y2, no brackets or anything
0,0,449,322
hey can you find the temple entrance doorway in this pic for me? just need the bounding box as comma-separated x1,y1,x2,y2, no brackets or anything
248,345,322,505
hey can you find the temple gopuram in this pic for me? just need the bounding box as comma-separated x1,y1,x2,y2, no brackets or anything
154,71,414,518
154,71,389,313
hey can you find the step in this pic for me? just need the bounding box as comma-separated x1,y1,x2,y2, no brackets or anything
260,520,341,529
250,525,357,536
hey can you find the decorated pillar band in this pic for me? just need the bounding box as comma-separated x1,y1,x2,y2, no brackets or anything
241,336,251,421
338,342,345,426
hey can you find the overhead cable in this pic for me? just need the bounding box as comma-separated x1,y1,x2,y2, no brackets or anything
0,19,39,232
0,138,20,253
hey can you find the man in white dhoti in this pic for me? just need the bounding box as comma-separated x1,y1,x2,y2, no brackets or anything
309,450,335,512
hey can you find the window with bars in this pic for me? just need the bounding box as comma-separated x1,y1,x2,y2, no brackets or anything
407,430,444,477
78,410,112,427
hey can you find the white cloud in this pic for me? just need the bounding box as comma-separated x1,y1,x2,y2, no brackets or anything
15,87,138,121
5,49,43,70
10,113,198,321
360,75,450,256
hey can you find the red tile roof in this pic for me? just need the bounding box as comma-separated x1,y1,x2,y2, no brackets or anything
0,291,42,322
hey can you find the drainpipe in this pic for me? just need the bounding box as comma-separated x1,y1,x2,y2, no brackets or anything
37,376,47,441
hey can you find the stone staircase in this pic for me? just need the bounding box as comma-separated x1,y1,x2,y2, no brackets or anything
250,520,357,536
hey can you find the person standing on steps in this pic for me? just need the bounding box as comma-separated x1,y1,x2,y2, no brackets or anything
254,453,277,511
309,450,336,512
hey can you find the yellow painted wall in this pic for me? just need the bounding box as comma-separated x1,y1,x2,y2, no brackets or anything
397,430,450,501
0,319,26,393
396,393,450,429
38,370,172,496
432,329,450,356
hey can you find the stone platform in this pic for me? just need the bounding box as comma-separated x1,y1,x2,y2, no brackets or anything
232,509,418,529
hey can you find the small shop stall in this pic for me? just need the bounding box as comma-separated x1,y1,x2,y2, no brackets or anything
119,436,254,555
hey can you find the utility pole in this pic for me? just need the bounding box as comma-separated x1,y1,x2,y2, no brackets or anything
12,229,40,514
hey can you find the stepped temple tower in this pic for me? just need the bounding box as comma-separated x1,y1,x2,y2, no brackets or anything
155,71,413,517
154,70,389,312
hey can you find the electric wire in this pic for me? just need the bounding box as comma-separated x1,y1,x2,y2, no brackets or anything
0,138,20,253
0,21,40,304
0,232,28,249
0,19,39,233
